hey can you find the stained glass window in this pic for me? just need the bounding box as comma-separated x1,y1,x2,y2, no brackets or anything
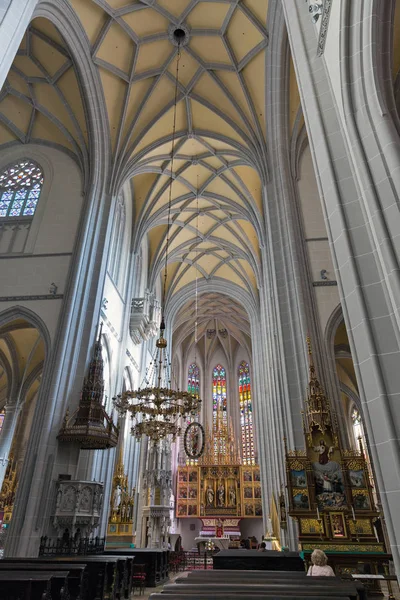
0,411,4,435
238,361,255,465
212,364,227,427
0,160,43,218
188,363,199,397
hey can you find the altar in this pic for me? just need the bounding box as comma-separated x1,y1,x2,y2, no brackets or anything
195,536,231,551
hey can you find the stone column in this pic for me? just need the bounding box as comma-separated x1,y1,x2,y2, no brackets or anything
0,402,18,490
0,0,38,89
281,0,400,574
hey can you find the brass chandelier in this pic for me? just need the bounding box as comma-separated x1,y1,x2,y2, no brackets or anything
113,31,202,443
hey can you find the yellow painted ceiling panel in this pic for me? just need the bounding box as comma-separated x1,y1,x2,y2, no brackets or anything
189,35,232,65
226,7,264,64
214,264,246,288
130,76,176,141
31,35,67,77
99,68,127,150
122,8,169,37
201,136,238,152
13,55,44,78
237,258,257,288
232,165,263,214
186,2,230,29
215,70,255,125
242,50,265,128
192,72,250,135
236,219,260,255
168,226,196,253
180,163,212,189
211,225,245,250
134,100,187,156
57,67,88,143
97,21,135,75
177,137,209,157
148,178,192,216
34,82,79,141
107,0,140,8
167,48,199,88
205,177,244,206
242,0,269,26
133,171,159,216
31,18,67,48
156,0,192,18
7,71,30,97
148,223,168,262
31,112,75,153
0,95,31,136
0,121,18,144
121,77,156,143
135,39,172,74
69,0,107,46
201,156,224,170
175,267,203,293
191,100,247,146
196,254,221,274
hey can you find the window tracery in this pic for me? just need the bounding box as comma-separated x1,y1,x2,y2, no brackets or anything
212,364,227,427
238,361,255,465
188,363,199,397
0,160,43,218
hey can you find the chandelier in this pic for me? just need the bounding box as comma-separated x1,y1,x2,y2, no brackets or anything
113,31,202,443
113,321,201,443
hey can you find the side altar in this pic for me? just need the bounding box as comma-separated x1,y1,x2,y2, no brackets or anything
176,417,262,521
285,339,390,586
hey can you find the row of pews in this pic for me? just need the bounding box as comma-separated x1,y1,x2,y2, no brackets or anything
149,569,366,600
0,554,138,600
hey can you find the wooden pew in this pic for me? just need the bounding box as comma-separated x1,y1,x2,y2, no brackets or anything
0,570,69,600
149,595,351,600
160,581,360,600
1,556,120,600
0,561,86,600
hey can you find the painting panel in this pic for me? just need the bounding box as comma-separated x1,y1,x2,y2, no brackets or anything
243,470,252,482
353,490,371,510
293,491,310,510
331,512,347,538
291,469,307,488
313,460,346,508
244,502,254,516
178,470,188,483
177,503,187,516
349,469,366,489
188,504,197,516
244,486,253,499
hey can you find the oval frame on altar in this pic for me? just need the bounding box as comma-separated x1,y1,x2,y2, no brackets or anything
184,422,205,459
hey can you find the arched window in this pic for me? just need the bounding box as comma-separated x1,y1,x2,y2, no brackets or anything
108,195,126,290
212,364,227,427
188,363,199,397
351,407,363,446
0,160,43,218
0,410,4,435
238,361,255,465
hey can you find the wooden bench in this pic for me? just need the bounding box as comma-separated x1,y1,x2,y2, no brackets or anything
0,570,69,600
0,561,86,600
1,556,121,600
160,581,360,600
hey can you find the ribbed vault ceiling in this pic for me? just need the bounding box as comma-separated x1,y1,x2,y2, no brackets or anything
173,292,251,366
0,0,270,311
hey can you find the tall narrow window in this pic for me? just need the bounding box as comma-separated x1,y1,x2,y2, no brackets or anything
0,160,43,218
212,364,227,427
188,363,199,397
0,410,4,435
238,361,254,465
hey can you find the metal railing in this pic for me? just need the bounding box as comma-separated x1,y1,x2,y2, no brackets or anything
39,536,105,556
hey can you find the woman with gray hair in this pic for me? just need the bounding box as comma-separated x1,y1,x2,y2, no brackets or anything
307,549,335,576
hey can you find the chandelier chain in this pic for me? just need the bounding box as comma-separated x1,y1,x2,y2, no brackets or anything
162,45,181,319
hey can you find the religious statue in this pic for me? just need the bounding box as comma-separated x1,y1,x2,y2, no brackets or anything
313,440,333,465
228,486,236,506
206,485,214,507
113,485,122,510
218,483,225,507
216,518,223,538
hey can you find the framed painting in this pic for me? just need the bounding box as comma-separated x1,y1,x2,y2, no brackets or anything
330,511,347,538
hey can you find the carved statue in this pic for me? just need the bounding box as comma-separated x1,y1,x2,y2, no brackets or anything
113,485,122,510
206,485,214,507
218,483,225,507
228,486,236,506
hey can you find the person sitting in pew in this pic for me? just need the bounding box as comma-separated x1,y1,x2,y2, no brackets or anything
307,549,335,576
258,542,267,552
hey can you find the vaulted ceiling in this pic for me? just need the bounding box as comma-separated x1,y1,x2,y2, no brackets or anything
0,0,273,326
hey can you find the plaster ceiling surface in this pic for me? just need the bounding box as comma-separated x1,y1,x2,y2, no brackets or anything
173,292,251,362
0,319,44,408
0,0,271,317
0,18,88,176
